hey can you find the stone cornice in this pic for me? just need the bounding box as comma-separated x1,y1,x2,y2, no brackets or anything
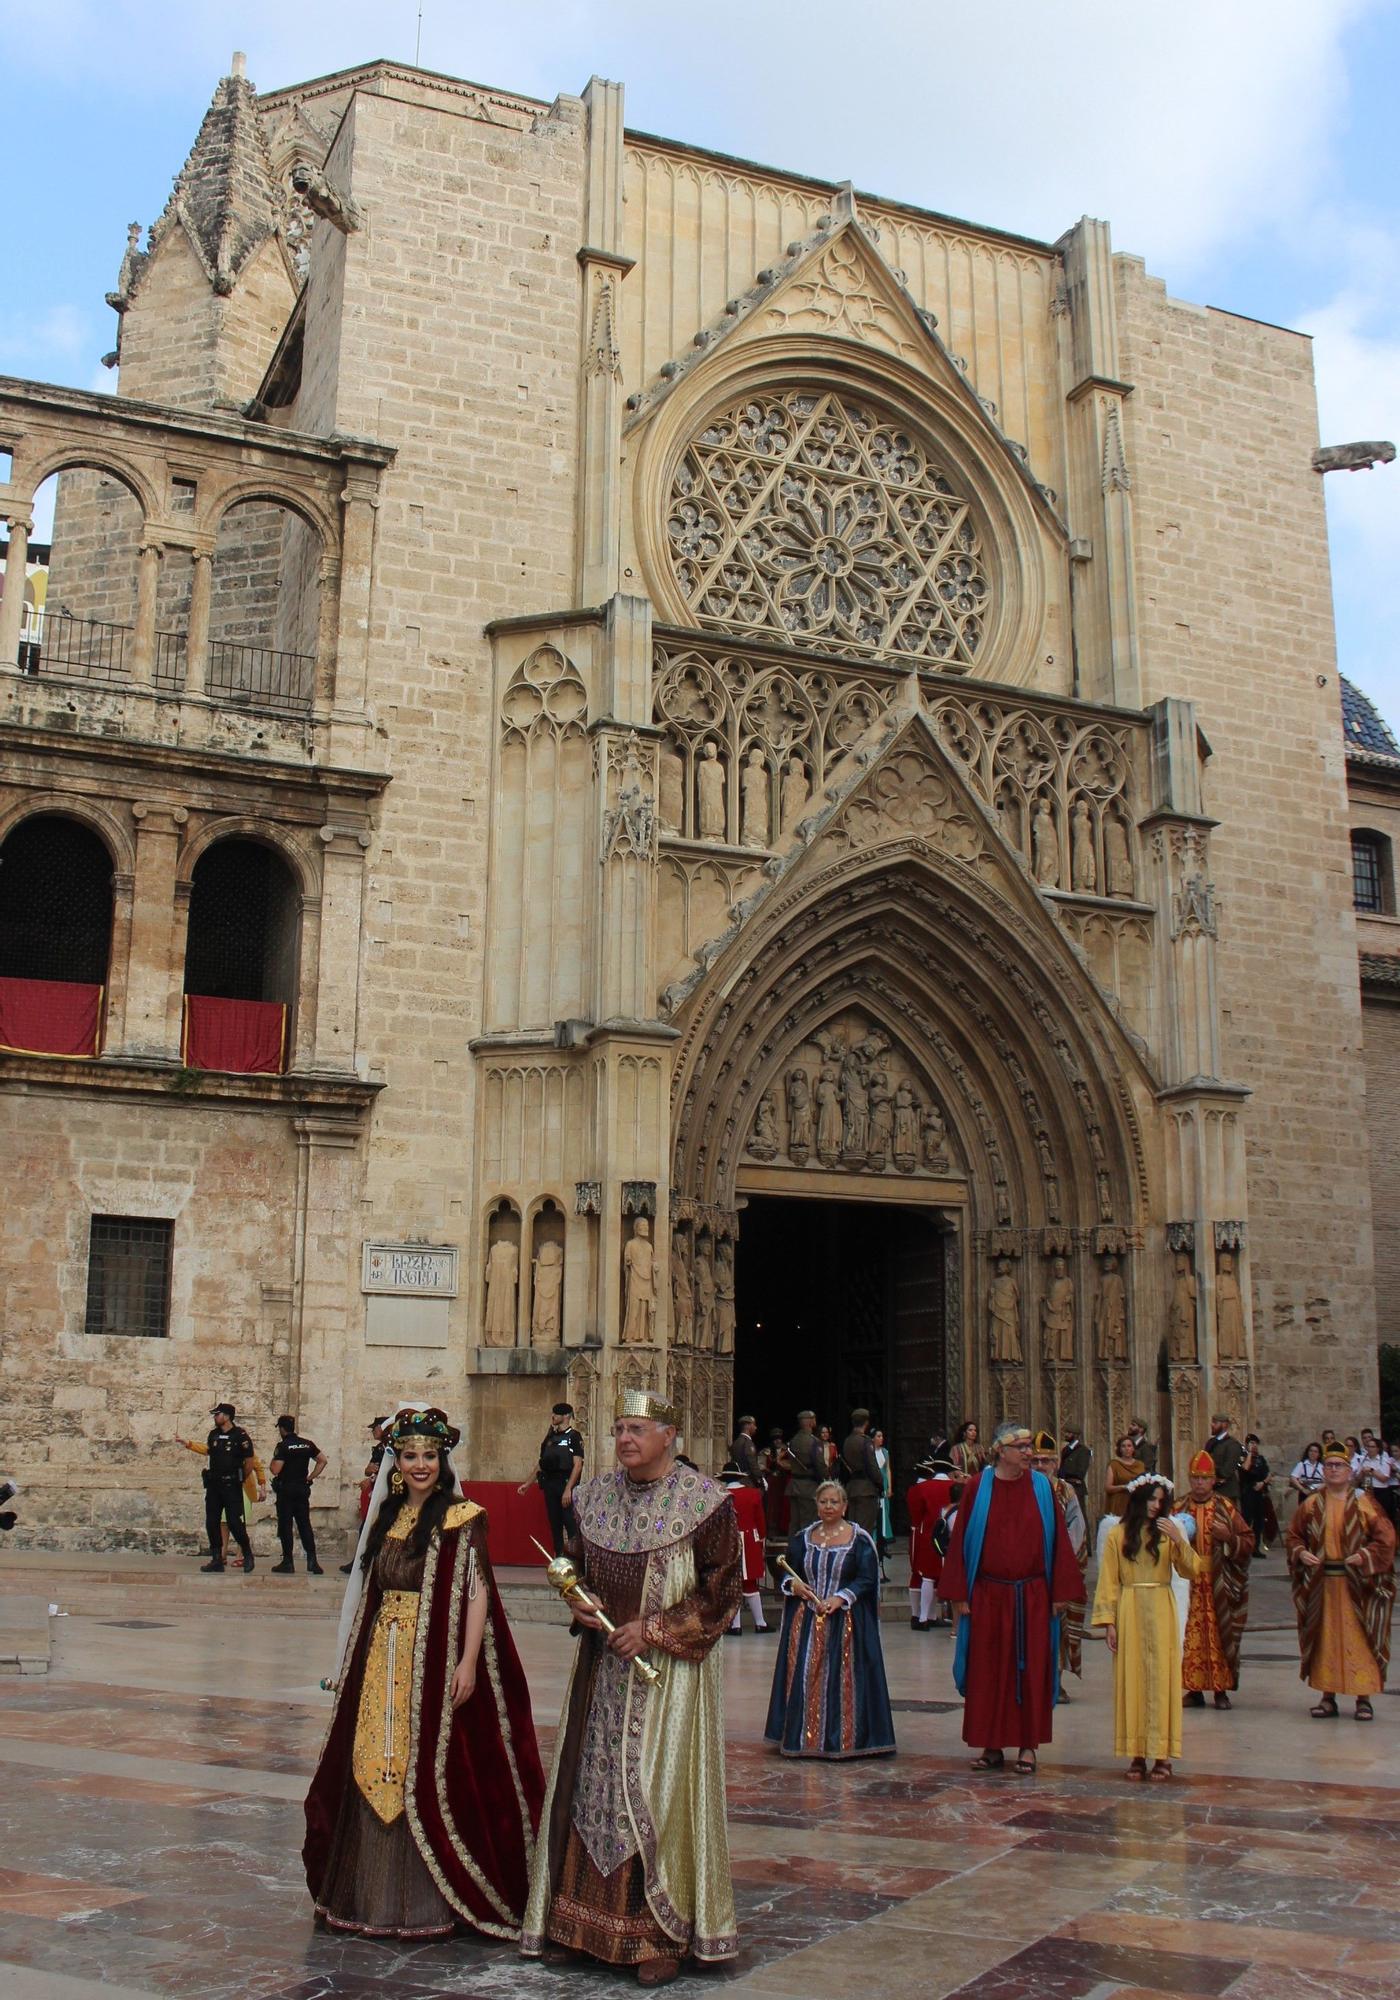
0,1052,381,1115
0,714,389,801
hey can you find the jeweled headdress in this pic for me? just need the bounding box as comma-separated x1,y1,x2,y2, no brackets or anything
387,1405,460,1451
1031,1429,1058,1455
614,1386,680,1427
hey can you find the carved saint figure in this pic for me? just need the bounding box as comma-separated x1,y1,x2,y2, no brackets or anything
1070,797,1096,893
693,1240,716,1349
1104,811,1135,899
748,1090,780,1162
841,1050,870,1158
815,1058,843,1165
1215,1249,1248,1362
921,1101,950,1170
658,742,686,834
1167,1250,1198,1362
1032,796,1060,888
697,740,726,841
530,1239,563,1344
1093,1251,1128,1363
786,1066,814,1160
714,1237,736,1356
621,1217,656,1345
867,1071,894,1169
892,1080,920,1169
483,1236,519,1346
670,1230,694,1344
987,1255,1023,1365
1040,1255,1075,1365
740,747,770,849
780,755,810,836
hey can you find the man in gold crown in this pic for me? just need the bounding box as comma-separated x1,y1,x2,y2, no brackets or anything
522,1387,741,1985
1286,1439,1396,1720
1181,1446,1254,1710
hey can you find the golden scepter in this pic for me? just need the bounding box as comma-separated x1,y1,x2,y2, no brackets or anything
776,1554,825,1618
532,1538,661,1684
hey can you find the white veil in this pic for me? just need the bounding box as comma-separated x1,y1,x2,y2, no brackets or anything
330,1408,465,1683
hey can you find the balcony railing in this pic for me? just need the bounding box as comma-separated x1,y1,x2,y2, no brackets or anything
21,609,315,717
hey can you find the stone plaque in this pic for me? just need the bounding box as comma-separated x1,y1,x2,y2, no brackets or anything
361,1242,459,1298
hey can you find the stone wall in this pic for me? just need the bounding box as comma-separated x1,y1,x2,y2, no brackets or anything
1117,257,1377,1454
1361,997,1400,1358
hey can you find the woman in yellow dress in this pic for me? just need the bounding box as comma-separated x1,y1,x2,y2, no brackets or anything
1092,1472,1202,1782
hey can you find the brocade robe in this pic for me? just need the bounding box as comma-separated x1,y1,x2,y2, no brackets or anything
1182,1495,1254,1691
1286,1489,1396,1694
522,1465,741,1967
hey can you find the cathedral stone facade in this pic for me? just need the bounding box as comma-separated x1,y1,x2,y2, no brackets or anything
0,57,1377,1546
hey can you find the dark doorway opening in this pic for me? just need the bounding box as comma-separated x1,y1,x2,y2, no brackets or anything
733,1194,950,1526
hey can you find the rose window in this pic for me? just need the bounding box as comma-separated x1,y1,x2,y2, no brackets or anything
666,388,991,667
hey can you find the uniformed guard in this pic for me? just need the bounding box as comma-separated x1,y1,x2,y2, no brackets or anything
731,1415,761,1481
268,1414,327,1574
199,1403,255,1573
518,1401,585,1553
786,1408,827,1532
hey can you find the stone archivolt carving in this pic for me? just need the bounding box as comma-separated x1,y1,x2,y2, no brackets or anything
665,385,990,669
483,1232,520,1347
762,233,922,360
740,1007,960,1184
500,644,588,742
621,1217,657,1345
602,734,658,861
1040,1255,1075,1364
987,1256,1023,1365
1167,1249,1199,1362
833,748,983,863
1215,1249,1248,1363
1093,1251,1128,1363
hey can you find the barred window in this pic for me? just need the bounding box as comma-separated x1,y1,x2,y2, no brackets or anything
1352,830,1391,915
84,1216,173,1338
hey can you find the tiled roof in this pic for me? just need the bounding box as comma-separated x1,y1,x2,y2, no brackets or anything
1341,676,1400,764
1361,952,1400,989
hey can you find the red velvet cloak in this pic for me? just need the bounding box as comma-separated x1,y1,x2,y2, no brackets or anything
304,1508,545,1938
939,1470,1084,1750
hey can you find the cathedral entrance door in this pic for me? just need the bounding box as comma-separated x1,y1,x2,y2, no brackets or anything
732,1193,954,1529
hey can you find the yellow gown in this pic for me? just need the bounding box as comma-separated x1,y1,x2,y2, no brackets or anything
1092,1523,1203,1759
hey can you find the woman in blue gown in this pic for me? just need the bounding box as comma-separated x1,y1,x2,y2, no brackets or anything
764,1480,896,1759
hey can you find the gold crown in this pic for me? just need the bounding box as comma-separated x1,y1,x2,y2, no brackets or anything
614,1387,680,1427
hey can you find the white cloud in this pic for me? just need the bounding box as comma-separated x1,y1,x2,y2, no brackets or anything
0,304,91,375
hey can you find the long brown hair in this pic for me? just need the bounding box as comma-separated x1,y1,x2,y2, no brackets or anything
1120,1481,1164,1563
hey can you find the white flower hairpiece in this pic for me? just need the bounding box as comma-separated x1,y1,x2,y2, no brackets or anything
1126,1471,1174,1493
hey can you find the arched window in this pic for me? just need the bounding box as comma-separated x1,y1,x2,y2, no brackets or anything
1352,829,1394,916
182,838,299,1073
0,813,112,1055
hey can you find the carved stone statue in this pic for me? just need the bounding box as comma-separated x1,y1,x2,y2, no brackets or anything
841,1050,870,1158
815,1058,843,1165
697,740,726,841
740,747,770,848
621,1217,656,1345
1070,798,1096,893
671,1230,693,1344
1039,1255,1075,1365
892,1080,920,1170
658,743,686,834
987,1255,1022,1365
780,755,810,835
1167,1250,1198,1362
714,1236,736,1356
483,1236,519,1346
1093,1251,1128,1363
748,1089,780,1161
786,1065,814,1162
530,1239,563,1344
693,1240,716,1349
867,1071,894,1169
1032,797,1060,888
1215,1249,1248,1362
921,1101,950,1170
1104,811,1134,898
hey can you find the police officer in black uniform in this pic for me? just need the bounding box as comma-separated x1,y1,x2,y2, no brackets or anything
268,1414,327,1574
518,1402,585,1554
200,1403,255,1573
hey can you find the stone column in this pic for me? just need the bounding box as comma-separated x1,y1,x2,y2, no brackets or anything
309,820,370,1072
332,469,379,716
183,548,213,697
291,1112,363,1515
130,541,164,685
118,802,187,1059
0,513,33,669
576,78,632,607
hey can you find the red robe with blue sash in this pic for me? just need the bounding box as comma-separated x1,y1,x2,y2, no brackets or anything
939,1469,1084,1749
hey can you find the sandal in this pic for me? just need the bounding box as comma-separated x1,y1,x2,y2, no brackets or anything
1125,1758,1147,1781
1355,1697,1374,1721
970,1750,1005,1772
1213,1691,1232,1710
1148,1760,1173,1782
637,1959,682,1987
1013,1752,1037,1776
1310,1696,1339,1719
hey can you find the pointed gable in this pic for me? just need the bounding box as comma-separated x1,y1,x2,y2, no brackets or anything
142,64,287,297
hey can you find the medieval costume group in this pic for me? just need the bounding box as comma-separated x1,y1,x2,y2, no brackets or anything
302,1404,1395,1984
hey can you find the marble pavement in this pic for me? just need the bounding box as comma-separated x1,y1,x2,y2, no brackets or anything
0,1550,1396,2000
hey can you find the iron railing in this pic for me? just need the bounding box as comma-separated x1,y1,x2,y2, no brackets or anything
20,609,315,716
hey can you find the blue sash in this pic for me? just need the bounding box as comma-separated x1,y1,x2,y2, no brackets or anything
953,1469,1062,1706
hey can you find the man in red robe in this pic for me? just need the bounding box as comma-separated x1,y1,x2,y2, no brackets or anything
720,1461,771,1633
939,1419,1084,1775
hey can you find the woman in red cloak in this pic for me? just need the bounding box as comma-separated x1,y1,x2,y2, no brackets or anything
304,1406,544,1939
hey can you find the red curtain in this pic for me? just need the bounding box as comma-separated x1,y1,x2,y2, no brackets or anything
182,994,286,1074
0,976,103,1056
459,1481,552,1566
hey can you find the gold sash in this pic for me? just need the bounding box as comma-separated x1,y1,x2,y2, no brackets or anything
352,1588,420,1824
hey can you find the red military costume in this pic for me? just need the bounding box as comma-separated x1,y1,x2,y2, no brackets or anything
907,1462,953,1628
721,1465,772,1633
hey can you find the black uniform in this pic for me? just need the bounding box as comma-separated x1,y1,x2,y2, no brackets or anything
270,1431,322,1569
205,1424,254,1567
536,1424,585,1554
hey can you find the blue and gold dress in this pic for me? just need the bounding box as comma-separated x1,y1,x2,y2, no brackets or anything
764,1524,895,1758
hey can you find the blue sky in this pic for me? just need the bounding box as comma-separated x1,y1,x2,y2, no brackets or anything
3,0,1396,728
